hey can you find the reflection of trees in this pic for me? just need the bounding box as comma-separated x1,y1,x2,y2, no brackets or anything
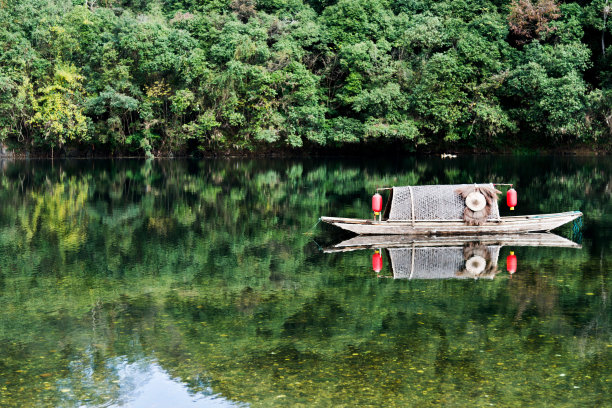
21,177,89,257
0,157,609,406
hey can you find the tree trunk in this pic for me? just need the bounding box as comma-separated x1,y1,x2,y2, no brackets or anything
604,1,610,55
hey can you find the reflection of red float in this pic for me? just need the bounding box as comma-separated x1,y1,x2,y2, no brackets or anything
372,193,383,216
507,188,517,211
506,251,517,274
372,250,383,273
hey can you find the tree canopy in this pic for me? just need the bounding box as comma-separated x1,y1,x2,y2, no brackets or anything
0,0,611,155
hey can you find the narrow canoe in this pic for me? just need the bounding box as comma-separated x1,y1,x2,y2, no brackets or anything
320,210,582,235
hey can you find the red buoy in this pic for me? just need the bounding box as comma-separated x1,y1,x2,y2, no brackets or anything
372,193,383,215
372,251,383,273
506,251,517,274
506,188,517,210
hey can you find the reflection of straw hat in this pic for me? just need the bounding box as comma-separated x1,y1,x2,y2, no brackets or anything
465,255,486,275
465,191,486,211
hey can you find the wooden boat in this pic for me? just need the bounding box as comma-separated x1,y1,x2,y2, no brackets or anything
321,184,582,235
321,211,582,235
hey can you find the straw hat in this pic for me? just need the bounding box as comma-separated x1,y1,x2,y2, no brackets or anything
465,191,487,211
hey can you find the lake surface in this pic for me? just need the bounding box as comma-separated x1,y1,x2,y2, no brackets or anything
0,156,610,407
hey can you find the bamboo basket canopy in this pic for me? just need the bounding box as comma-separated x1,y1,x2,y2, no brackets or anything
387,184,501,221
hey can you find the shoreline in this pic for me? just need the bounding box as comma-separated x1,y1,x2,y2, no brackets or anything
0,145,609,160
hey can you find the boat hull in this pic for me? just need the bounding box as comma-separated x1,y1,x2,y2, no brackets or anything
320,211,582,235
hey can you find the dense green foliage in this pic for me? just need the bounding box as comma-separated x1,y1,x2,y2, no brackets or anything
0,0,611,155
0,157,610,406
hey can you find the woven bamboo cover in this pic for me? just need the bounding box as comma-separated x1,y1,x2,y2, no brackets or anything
389,246,500,280
388,184,500,221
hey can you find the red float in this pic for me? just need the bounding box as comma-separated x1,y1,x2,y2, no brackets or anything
507,187,517,210
372,251,383,273
372,193,383,215
506,251,517,274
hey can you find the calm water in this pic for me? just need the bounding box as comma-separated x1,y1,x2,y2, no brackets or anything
0,156,610,407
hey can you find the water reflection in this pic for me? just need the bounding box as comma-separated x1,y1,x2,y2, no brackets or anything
109,360,242,408
0,158,610,407
388,244,502,279
326,233,582,280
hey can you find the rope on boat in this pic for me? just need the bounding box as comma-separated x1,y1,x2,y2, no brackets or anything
408,186,415,227
304,218,324,250
572,216,583,244
303,217,321,236
409,243,415,279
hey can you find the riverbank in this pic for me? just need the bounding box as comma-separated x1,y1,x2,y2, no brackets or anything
1,141,610,159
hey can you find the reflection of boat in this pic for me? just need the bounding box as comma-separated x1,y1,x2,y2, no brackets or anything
321,184,582,235
323,233,582,253
324,233,581,280
386,243,501,279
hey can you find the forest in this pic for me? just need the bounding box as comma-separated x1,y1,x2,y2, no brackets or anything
1,0,611,156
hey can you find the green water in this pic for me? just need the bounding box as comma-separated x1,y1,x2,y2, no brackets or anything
0,157,610,407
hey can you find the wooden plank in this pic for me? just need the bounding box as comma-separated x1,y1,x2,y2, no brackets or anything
320,211,582,235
